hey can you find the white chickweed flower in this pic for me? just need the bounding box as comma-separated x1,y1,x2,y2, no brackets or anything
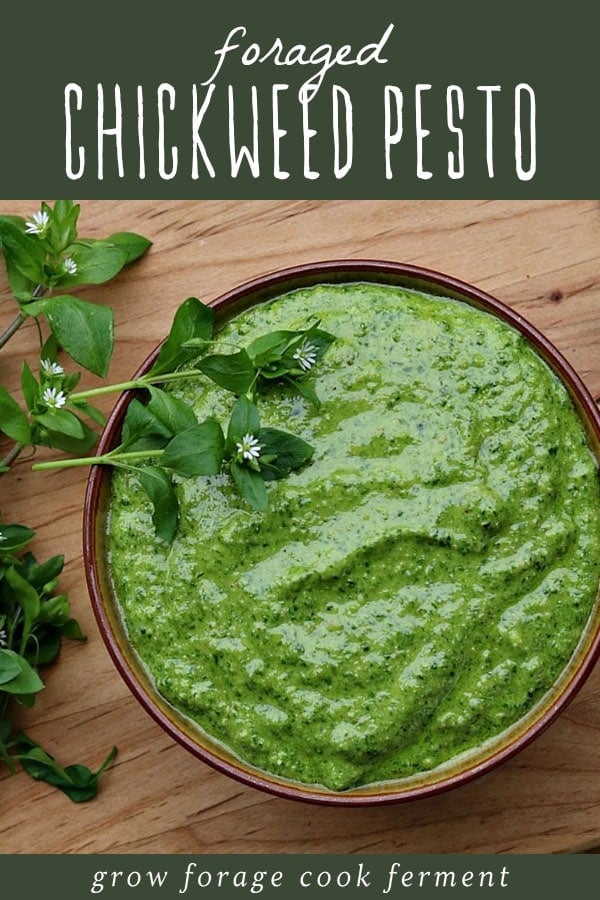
24,210,50,235
0,629,6,648
236,433,262,463
62,256,78,275
293,341,318,372
40,358,65,377
42,386,67,410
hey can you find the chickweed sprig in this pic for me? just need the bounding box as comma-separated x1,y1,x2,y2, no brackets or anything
35,298,334,542
0,523,117,801
0,201,150,462
0,200,151,374
0,200,151,801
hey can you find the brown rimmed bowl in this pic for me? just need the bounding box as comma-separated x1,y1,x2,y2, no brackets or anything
83,260,600,806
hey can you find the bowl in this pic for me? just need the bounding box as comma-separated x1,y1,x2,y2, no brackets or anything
83,260,600,806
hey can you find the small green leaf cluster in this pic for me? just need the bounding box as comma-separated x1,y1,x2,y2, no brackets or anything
0,201,150,457
0,200,151,376
0,521,116,800
0,200,148,801
0,333,106,456
80,299,333,542
15,737,117,803
227,396,313,513
196,319,334,406
118,391,314,542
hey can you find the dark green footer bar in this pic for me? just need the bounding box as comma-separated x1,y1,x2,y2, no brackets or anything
1,855,597,899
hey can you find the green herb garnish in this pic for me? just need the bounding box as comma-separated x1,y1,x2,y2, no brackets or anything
0,522,117,801
34,299,334,537
0,200,150,800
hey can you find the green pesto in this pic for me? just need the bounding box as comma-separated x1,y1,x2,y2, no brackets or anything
108,284,600,791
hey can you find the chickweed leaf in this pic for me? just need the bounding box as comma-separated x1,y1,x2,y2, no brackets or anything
285,376,321,407
24,302,336,549
26,553,65,591
120,398,172,452
48,201,80,254
5,567,41,646
246,330,298,367
161,420,225,477
137,467,179,544
38,419,98,456
0,386,31,443
5,255,35,302
40,333,59,363
149,298,215,377
45,295,114,376
20,361,38,411
147,387,197,434
0,220,46,283
230,461,268,512
60,241,128,286
226,396,261,451
300,325,335,359
25,629,62,667
198,349,256,396
103,231,152,264
20,297,51,317
60,618,86,641
16,738,117,803
35,594,70,627
0,651,44,696
0,652,23,685
36,409,86,440
62,371,82,393
258,428,314,481
0,214,26,230
0,524,35,553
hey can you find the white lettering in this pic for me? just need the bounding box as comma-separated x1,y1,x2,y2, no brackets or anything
242,43,261,66
137,85,145,179
97,83,123,180
514,83,536,181
272,84,290,180
300,90,319,179
447,85,464,179
191,84,216,179
228,85,260,177
477,84,501,177
201,24,394,98
415,83,432,180
384,85,403,179
202,26,247,86
64,82,84,180
332,85,353,178
157,83,177,179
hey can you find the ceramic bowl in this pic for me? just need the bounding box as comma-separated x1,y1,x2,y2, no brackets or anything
83,260,600,805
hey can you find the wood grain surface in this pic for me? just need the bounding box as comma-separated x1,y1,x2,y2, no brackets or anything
0,200,598,855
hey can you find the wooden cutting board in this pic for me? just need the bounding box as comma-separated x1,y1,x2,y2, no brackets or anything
1,200,598,854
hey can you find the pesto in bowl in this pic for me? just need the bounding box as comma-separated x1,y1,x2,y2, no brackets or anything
106,280,600,793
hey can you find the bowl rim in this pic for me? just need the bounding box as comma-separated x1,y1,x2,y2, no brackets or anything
83,258,600,806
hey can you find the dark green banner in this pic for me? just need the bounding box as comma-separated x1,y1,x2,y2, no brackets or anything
1,854,598,898
1,0,597,197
